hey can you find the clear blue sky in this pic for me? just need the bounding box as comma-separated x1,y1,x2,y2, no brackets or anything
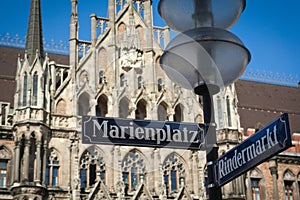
0,0,299,81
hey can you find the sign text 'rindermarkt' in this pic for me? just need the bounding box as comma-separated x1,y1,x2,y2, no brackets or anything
214,113,292,187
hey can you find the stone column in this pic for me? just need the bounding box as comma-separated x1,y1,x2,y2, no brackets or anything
42,140,48,185
69,0,78,69
163,28,170,48
245,172,251,199
14,141,21,183
108,0,116,23
167,111,174,121
154,148,160,194
269,166,279,200
192,151,199,196
151,100,158,120
35,141,42,184
143,0,153,51
269,159,279,200
71,139,80,200
22,139,30,182
237,175,246,197
91,14,97,47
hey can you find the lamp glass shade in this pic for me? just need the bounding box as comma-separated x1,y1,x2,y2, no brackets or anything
159,27,251,89
158,0,246,32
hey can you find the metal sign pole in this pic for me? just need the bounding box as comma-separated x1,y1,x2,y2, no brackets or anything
202,91,223,200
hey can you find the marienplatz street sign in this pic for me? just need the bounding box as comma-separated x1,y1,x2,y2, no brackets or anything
82,116,205,150
214,113,292,187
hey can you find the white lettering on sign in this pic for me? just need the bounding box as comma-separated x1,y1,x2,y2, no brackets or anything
218,125,279,179
91,119,202,145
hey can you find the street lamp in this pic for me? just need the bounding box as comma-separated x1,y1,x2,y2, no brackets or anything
158,0,246,31
159,27,250,93
158,0,250,199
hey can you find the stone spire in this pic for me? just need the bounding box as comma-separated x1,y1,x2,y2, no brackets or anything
25,0,44,65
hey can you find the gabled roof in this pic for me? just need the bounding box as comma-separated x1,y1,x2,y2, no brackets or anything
132,183,154,200
175,186,194,200
88,179,113,200
0,45,69,105
235,80,300,133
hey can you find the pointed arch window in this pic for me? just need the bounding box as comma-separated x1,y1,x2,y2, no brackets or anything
56,99,66,115
32,72,38,106
0,103,9,126
22,73,28,106
122,150,146,192
136,25,145,48
96,95,108,117
137,76,143,89
284,170,296,200
135,100,147,120
46,149,60,186
226,96,232,127
217,96,223,128
28,133,36,182
158,78,163,92
98,48,107,70
80,146,106,189
120,73,125,87
158,102,168,121
249,168,264,200
174,104,183,122
285,181,294,200
99,70,105,84
78,92,90,116
117,23,126,44
163,153,185,195
119,97,129,118
251,178,261,200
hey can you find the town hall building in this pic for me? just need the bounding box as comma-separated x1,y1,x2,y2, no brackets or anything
0,0,299,199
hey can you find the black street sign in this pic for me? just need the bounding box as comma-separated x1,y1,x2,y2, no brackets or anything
214,113,292,187
82,116,205,150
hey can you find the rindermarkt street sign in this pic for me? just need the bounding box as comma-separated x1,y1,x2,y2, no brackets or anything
82,116,206,150
214,113,292,187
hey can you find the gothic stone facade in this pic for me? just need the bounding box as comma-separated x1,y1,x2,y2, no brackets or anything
0,0,299,200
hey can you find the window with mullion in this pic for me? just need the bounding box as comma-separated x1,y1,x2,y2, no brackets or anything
22,73,28,106
137,76,143,89
32,72,38,106
46,151,60,187
163,153,185,195
0,161,7,187
285,181,294,200
80,147,106,190
120,73,125,87
122,150,146,192
99,70,104,84
251,178,261,200
158,78,163,92
226,97,232,127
